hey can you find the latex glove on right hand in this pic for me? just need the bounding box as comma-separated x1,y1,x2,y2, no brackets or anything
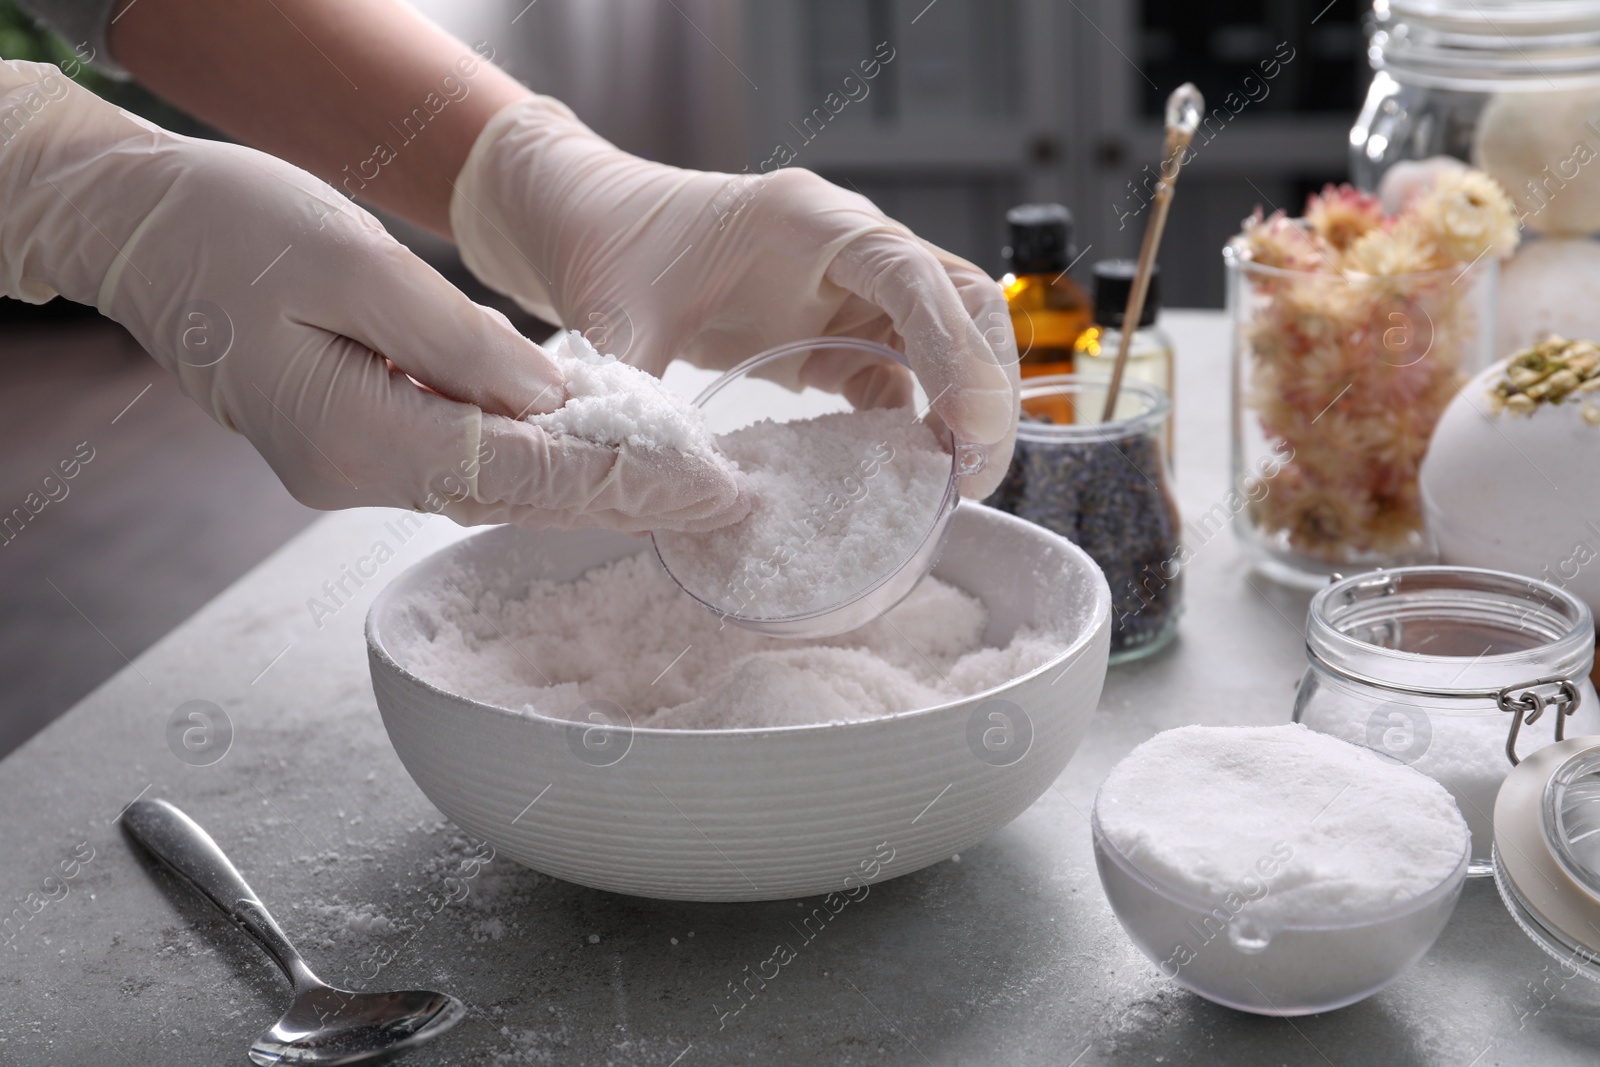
0,60,741,532
449,96,1020,498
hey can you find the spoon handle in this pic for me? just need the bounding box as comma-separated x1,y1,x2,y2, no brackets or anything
122,798,322,991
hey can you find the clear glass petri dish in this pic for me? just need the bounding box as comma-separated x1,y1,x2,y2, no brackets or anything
651,337,985,639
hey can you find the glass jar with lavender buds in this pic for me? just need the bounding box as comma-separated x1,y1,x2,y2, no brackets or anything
985,376,1182,663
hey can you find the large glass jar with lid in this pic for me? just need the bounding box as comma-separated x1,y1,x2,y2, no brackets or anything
1351,0,1600,191
1352,1,1600,383
1293,566,1600,876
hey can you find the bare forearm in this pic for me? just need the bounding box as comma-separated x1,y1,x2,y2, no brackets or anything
107,0,531,236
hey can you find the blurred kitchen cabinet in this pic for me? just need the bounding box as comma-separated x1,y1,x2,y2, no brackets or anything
743,0,1365,305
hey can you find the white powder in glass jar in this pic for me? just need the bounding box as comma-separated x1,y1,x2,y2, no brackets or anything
1295,684,1600,864
1093,724,1470,1013
390,551,1064,730
1099,724,1468,918
1300,699,1508,864
652,407,950,618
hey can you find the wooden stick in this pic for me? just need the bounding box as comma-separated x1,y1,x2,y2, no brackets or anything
1101,83,1203,423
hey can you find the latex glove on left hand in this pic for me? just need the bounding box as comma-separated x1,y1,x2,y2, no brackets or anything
449,96,1020,497
0,60,742,532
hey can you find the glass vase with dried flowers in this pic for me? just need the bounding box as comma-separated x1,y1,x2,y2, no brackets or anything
1225,170,1518,586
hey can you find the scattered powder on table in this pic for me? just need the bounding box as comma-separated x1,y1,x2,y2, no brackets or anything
653,407,950,618
524,331,727,458
1097,724,1468,923
390,550,1065,730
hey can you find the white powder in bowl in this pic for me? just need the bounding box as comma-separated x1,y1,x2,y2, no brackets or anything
390,550,1064,730
652,407,951,618
1099,724,1468,920
1093,724,1470,1013
526,332,725,457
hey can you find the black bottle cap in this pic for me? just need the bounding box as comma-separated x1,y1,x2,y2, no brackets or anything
1004,203,1075,274
1092,259,1160,328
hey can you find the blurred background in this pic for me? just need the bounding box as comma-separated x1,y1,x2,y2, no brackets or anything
0,0,1367,755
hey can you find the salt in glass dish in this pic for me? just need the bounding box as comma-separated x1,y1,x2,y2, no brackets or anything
1294,566,1600,875
1091,802,1470,1016
651,337,985,639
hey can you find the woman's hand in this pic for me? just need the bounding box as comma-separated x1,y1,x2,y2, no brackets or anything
449,97,1021,497
0,60,742,532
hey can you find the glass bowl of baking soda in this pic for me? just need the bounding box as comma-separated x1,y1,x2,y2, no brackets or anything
652,337,985,639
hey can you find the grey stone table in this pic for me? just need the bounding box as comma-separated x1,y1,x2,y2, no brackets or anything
2,311,1595,1067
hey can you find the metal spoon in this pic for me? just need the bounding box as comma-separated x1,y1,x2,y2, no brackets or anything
122,798,466,1065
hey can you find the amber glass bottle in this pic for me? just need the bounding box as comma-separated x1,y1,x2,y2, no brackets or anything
1000,204,1092,379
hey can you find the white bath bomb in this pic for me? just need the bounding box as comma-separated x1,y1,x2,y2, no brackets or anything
1420,360,1600,615
1496,238,1600,356
1474,89,1600,235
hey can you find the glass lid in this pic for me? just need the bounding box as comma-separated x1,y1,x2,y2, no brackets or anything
1550,750,1600,897
1493,737,1600,980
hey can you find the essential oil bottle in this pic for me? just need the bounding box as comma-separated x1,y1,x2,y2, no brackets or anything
1000,204,1092,378
1074,260,1175,454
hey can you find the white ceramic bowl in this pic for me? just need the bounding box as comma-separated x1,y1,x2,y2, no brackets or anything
366,503,1111,901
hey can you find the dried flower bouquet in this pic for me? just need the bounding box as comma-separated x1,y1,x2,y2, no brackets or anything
1232,170,1519,563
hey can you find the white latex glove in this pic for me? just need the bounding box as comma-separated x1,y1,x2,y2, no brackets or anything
449,96,1020,497
0,61,741,532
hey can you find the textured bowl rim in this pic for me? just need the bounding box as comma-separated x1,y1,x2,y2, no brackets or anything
365,502,1111,738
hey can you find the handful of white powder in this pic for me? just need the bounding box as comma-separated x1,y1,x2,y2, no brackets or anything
525,331,728,459
524,333,955,628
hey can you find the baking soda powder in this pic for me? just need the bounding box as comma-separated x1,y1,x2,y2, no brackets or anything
391,550,1062,730
1094,724,1469,1011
